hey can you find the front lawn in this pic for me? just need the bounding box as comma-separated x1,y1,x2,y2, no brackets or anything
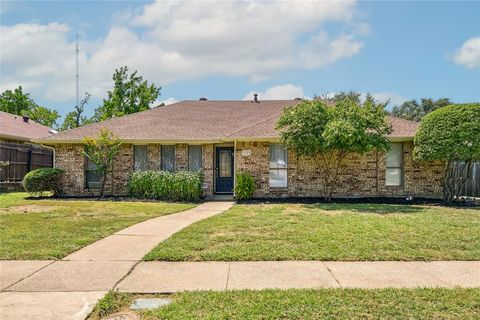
0,192,195,260
145,203,480,261
88,288,480,320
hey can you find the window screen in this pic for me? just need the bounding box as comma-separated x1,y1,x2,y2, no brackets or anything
161,145,175,172
386,143,403,186
85,157,101,189
134,145,148,171
188,145,202,171
269,144,288,188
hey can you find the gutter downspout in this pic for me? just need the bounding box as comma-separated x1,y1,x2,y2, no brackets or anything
40,144,56,168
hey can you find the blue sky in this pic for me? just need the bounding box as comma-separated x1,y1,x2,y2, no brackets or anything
1,0,479,121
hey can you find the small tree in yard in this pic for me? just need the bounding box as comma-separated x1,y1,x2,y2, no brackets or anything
414,104,480,202
83,128,123,197
276,98,391,201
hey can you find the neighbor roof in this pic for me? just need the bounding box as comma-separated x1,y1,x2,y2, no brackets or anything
34,100,419,144
0,111,53,141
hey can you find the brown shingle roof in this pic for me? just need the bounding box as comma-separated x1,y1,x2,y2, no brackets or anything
35,100,418,143
0,111,53,141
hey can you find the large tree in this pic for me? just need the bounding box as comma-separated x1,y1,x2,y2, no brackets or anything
277,97,391,201
414,104,480,202
83,129,123,197
60,92,92,131
93,66,161,121
0,86,60,127
391,98,452,121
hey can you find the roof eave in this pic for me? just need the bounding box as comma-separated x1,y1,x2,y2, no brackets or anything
0,134,32,142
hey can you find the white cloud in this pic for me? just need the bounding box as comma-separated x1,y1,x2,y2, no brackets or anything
369,92,407,107
243,84,304,100
453,37,480,69
0,0,367,104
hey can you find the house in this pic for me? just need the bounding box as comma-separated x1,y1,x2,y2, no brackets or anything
33,98,444,198
0,111,54,186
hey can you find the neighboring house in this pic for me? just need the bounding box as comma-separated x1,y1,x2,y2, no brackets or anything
33,98,444,198
0,111,54,185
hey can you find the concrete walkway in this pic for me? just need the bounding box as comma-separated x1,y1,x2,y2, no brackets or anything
0,201,233,320
116,261,480,292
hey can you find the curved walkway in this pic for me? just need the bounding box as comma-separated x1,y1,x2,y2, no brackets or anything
0,201,233,320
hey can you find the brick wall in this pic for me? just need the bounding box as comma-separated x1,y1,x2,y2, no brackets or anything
55,141,443,198
235,141,444,198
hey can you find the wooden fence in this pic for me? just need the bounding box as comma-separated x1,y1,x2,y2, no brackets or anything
0,142,53,183
455,161,480,197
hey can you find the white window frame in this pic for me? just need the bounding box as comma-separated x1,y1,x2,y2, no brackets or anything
385,143,403,186
269,144,288,188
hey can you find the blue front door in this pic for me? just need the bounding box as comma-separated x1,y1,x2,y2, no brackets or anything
215,147,234,193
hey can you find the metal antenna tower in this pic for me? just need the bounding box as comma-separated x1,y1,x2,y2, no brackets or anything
75,32,79,109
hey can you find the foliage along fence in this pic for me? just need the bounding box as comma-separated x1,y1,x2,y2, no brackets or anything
0,141,53,183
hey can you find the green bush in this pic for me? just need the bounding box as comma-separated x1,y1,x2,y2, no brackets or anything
128,170,203,202
234,171,256,200
22,168,64,196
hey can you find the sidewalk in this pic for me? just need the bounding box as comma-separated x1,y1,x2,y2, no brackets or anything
0,201,233,320
116,260,480,292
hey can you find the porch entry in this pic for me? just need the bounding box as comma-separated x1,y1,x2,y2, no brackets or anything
215,147,234,193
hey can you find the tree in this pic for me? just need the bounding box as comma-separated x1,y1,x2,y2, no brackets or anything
93,66,161,121
0,86,60,127
391,98,452,121
61,92,92,131
26,106,60,128
83,128,123,197
413,104,480,202
277,97,391,201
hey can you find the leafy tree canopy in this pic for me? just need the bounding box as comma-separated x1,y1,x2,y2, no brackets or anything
93,66,161,122
414,104,480,162
391,98,452,122
0,86,60,127
276,97,391,200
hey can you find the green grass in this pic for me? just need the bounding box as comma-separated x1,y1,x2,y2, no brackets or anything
145,203,480,261
88,288,480,320
0,192,195,260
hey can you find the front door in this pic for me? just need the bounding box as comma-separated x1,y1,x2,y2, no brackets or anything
215,147,234,193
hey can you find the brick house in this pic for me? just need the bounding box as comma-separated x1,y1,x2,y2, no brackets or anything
0,111,54,186
33,99,444,198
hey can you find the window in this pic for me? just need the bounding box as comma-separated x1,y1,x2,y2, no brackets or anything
161,145,175,172
85,157,101,189
134,145,148,171
386,143,403,186
188,145,202,171
269,144,288,188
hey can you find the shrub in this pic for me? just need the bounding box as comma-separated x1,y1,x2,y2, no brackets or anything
23,168,64,196
234,171,256,200
128,170,203,202
414,104,480,202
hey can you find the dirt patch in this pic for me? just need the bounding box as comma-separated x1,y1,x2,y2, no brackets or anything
5,205,57,213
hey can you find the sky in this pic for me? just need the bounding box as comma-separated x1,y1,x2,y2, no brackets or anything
1,0,479,121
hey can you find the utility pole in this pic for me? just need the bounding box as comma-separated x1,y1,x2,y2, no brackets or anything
75,32,79,110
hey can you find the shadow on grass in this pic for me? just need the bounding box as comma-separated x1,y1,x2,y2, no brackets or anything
303,203,426,214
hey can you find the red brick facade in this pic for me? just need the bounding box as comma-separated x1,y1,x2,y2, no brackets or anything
54,141,444,198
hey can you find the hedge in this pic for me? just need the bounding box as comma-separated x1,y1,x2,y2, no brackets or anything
23,168,64,196
128,170,203,202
